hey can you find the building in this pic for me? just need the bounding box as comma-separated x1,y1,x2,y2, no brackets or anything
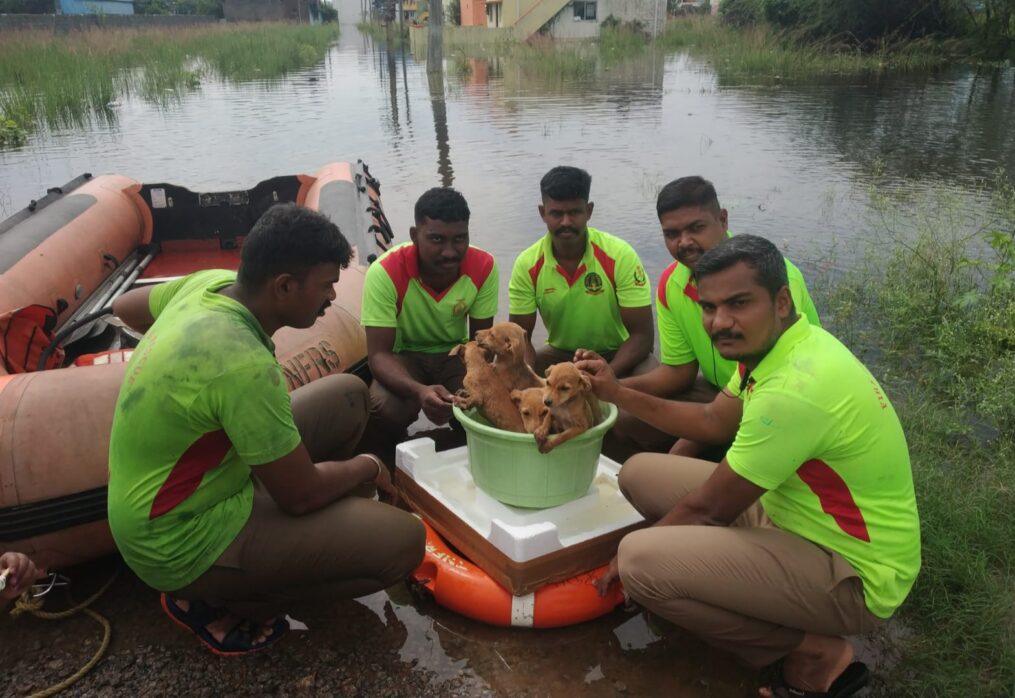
223,0,322,23
58,0,134,14
468,0,663,38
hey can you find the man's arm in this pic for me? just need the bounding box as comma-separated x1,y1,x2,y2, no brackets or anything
620,361,698,397
576,351,741,444
608,305,654,377
508,312,538,367
469,316,494,339
366,326,425,399
366,326,455,423
111,287,155,333
255,444,391,516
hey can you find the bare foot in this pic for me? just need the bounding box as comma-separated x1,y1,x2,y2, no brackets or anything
758,633,854,696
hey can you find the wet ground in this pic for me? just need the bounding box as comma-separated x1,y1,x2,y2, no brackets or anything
2,425,887,698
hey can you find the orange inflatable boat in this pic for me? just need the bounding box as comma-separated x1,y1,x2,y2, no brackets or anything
0,161,394,570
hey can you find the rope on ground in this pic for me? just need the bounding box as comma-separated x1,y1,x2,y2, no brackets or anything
9,566,121,698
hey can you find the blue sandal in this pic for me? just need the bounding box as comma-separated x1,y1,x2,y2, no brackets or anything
160,593,288,657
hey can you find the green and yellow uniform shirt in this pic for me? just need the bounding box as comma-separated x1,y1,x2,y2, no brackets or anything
657,249,820,388
361,243,498,354
508,227,651,352
108,270,301,591
725,316,921,619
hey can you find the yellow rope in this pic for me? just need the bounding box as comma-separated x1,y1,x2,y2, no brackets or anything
9,567,121,698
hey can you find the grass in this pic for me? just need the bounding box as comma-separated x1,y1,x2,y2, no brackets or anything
658,15,957,81
0,23,339,135
356,20,409,46
817,172,1015,696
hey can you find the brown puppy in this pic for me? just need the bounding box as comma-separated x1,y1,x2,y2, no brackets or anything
475,321,544,391
535,362,603,453
450,342,526,433
511,387,550,437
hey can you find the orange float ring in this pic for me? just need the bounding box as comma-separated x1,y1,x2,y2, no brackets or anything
410,520,625,628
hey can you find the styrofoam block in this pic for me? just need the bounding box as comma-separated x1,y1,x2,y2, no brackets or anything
396,438,644,563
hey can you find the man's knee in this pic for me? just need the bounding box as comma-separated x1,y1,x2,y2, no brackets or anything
381,511,426,583
369,380,421,432
617,452,657,502
617,530,683,603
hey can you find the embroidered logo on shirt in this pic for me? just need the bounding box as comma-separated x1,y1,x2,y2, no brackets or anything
633,266,647,287
584,272,604,295
452,298,468,317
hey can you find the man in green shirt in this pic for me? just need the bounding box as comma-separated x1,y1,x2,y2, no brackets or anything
614,176,820,457
108,204,424,656
362,187,497,433
509,166,655,377
578,235,920,697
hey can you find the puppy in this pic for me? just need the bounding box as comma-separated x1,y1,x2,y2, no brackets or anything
449,342,526,433
536,362,602,453
475,321,544,391
511,387,550,437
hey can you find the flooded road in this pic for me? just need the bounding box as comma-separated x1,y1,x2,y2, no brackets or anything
0,21,1011,697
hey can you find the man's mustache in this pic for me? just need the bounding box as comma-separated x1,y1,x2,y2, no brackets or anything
711,330,744,342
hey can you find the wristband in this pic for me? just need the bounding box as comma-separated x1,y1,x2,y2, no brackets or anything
361,453,384,480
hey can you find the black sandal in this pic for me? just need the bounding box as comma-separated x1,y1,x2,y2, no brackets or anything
161,593,288,657
765,662,870,698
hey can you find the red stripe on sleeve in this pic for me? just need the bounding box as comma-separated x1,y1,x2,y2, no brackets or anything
148,429,234,520
460,247,495,290
528,254,545,290
379,246,415,314
591,243,616,288
796,459,871,542
657,261,679,310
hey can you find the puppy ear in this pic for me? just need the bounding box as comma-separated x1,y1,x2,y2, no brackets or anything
510,389,522,405
449,344,464,357
544,365,552,378
580,372,592,391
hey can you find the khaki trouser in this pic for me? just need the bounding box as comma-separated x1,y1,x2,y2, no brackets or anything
368,351,467,432
617,453,882,669
173,374,426,622
534,345,659,378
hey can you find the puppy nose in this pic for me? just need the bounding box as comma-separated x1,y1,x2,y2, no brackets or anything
544,399,553,407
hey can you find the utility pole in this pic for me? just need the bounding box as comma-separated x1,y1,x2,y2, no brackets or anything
427,0,444,73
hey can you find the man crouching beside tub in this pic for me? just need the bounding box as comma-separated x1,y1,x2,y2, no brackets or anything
107,203,424,656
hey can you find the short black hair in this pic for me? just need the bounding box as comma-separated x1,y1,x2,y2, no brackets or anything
540,166,592,202
238,203,352,288
694,234,788,299
414,187,471,225
656,176,721,218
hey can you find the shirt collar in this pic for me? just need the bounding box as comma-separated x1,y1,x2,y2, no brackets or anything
743,313,810,385
541,227,597,267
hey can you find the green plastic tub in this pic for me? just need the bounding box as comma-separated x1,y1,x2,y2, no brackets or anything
452,402,618,509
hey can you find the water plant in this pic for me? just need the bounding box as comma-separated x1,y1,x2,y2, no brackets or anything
817,172,1015,696
0,23,339,132
0,117,28,147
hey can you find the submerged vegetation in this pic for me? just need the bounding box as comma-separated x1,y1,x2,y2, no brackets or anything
0,23,339,137
818,173,1015,696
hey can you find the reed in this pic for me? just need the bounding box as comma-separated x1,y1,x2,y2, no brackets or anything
0,23,338,134
658,15,955,81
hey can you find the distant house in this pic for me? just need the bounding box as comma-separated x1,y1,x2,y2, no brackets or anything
223,0,321,23
58,0,134,14
468,0,664,38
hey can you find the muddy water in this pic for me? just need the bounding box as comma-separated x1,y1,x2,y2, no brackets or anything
1,24,1012,697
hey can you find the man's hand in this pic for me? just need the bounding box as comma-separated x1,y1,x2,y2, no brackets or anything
417,385,455,424
0,552,45,604
574,349,621,402
362,454,396,497
593,555,620,597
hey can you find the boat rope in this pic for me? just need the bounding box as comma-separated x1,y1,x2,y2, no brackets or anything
9,566,121,698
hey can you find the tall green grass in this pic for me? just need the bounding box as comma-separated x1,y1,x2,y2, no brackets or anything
659,15,956,80
0,23,338,134
818,174,1015,696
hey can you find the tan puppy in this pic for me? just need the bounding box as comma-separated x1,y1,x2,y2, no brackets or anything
535,362,603,453
510,387,550,437
475,321,544,391
450,342,526,433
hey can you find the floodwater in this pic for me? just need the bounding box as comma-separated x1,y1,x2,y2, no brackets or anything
1,19,1013,697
